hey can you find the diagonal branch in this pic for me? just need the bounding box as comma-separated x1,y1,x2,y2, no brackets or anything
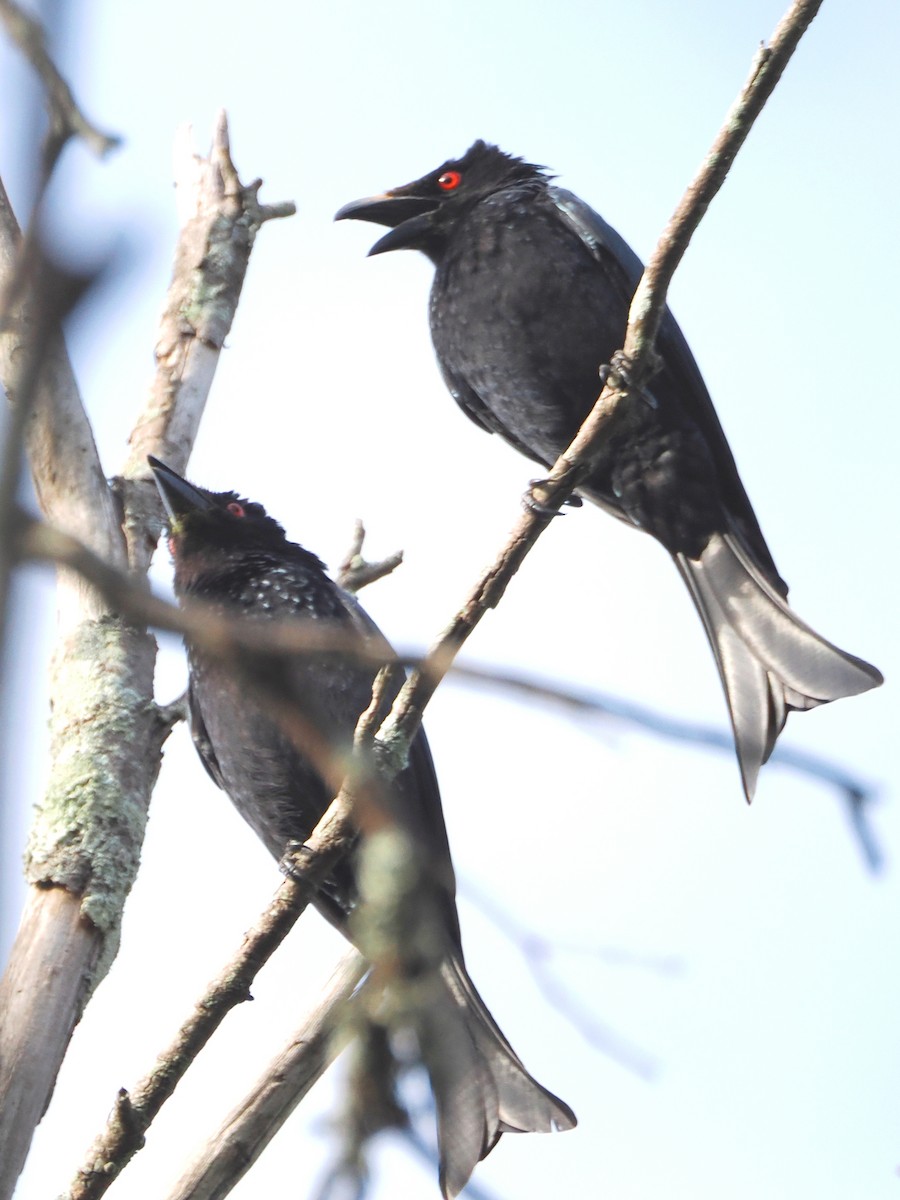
379,0,826,760
164,951,369,1200
63,671,395,1200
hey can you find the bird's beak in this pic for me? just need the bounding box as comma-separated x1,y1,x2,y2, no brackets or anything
148,456,213,528
335,191,439,256
335,191,437,227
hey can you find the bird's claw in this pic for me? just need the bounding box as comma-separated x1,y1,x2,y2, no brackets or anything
279,839,317,881
599,351,658,409
523,479,583,516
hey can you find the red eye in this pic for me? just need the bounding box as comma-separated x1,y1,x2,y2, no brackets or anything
438,170,462,191
227,502,245,518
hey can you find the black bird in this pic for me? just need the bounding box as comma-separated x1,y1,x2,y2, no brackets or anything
336,141,882,799
150,457,575,1199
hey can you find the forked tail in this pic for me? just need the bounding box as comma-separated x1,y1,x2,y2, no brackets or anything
675,531,882,799
421,954,576,1199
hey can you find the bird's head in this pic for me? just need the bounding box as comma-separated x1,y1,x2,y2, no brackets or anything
149,457,298,584
335,140,550,261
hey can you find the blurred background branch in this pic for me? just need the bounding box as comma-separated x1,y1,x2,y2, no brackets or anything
17,507,880,859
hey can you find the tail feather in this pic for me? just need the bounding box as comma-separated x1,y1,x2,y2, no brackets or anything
422,955,576,1199
676,531,882,800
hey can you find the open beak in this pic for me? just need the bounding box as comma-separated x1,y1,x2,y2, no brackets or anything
335,192,436,227
148,456,212,526
335,191,439,256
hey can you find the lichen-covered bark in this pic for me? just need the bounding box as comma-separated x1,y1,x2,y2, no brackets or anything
25,619,163,937
0,611,167,1195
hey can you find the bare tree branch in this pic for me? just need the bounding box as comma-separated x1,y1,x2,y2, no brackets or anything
0,112,292,1199
0,0,125,654
164,951,368,1200
119,110,295,574
461,875,684,977
0,0,121,337
157,860,667,1200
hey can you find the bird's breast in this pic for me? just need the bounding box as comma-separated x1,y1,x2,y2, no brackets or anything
429,203,628,464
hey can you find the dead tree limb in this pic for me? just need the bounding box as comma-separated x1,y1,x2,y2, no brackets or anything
164,952,368,1200
119,110,295,574
0,112,293,1200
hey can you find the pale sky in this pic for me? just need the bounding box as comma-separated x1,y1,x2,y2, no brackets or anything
2,2,898,1198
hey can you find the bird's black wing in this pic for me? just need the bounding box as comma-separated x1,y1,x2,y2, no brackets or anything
187,679,227,791
437,358,553,470
550,186,721,404
549,186,784,591
550,188,647,300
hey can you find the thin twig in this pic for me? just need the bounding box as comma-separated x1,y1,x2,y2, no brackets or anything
624,0,824,366
0,0,120,159
335,520,404,594
447,665,881,866
460,877,670,1078
463,878,684,974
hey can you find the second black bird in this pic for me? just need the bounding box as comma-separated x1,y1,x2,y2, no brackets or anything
150,457,574,1199
336,140,882,799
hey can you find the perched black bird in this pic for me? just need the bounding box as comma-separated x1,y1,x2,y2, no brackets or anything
150,457,574,1199
336,140,882,799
